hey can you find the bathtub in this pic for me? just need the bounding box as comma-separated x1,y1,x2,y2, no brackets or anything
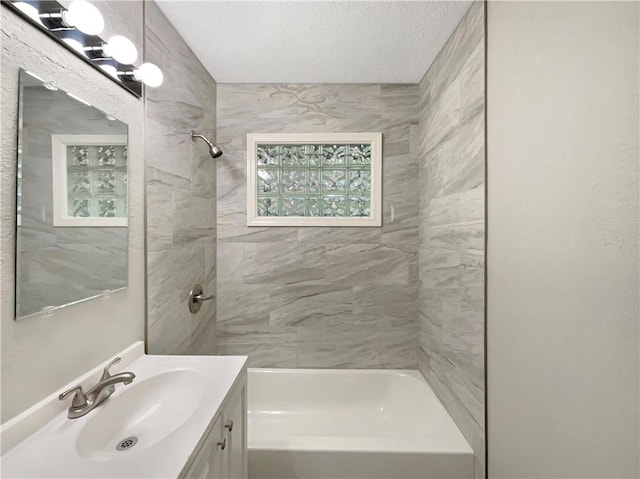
248,368,473,479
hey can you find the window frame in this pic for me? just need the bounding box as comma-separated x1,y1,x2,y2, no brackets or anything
246,132,382,227
51,134,128,227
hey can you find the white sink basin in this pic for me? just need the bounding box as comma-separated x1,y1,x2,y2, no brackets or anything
1,353,247,478
76,370,204,461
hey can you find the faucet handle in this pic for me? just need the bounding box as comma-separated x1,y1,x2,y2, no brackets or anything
100,357,121,381
58,385,88,409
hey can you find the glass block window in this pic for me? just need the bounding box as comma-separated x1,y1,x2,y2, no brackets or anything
247,133,381,226
51,135,128,227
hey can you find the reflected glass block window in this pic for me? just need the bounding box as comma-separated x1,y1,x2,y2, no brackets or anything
255,143,372,218
66,144,127,218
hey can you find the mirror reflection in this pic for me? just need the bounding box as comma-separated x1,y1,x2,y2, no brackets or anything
16,69,129,319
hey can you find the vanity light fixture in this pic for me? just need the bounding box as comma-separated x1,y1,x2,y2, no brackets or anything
103,35,137,65
62,38,87,56
5,0,164,96
38,0,104,35
84,36,138,65
133,63,164,88
61,0,104,35
13,2,43,25
114,64,164,88
99,64,118,78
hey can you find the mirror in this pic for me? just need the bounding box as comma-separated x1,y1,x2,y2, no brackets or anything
15,70,129,320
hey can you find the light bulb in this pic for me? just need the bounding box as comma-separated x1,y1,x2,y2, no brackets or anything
104,35,137,65
62,0,104,35
134,63,164,88
99,64,118,78
14,2,43,25
62,38,86,56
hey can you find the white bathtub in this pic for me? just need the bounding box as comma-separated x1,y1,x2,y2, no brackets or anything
248,368,473,479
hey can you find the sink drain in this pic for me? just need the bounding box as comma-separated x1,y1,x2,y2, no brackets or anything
115,436,138,451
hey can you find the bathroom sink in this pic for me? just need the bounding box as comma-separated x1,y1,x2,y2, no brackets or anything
1,352,247,478
76,370,204,461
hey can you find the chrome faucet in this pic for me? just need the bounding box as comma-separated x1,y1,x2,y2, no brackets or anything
58,357,135,419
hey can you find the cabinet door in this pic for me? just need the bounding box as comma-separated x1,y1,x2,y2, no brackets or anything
224,384,247,479
183,415,225,479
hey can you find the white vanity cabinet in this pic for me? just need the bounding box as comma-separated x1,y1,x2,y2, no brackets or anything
182,374,247,479
223,382,247,479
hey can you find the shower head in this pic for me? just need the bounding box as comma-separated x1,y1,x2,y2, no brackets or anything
209,144,223,159
191,132,223,159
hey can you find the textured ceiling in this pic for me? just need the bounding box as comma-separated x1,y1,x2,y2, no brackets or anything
155,1,472,84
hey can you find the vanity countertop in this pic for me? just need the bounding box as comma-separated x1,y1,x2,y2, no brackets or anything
1,351,247,478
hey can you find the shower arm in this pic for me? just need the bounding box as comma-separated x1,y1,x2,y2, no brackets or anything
191,133,211,145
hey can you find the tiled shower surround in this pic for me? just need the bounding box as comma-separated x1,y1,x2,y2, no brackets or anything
145,2,217,355
145,0,484,473
216,84,420,368
418,2,485,476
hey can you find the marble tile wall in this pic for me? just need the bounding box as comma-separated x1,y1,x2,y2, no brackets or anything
417,2,485,477
145,2,217,355
216,84,419,368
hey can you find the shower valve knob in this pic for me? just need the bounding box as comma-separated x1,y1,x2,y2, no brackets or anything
188,283,214,314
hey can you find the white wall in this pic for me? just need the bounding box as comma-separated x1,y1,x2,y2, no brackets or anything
1,5,145,422
487,1,639,477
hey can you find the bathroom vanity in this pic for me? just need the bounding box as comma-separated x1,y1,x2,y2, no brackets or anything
0,342,248,479
184,376,246,479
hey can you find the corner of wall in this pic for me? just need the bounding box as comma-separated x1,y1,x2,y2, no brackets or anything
416,1,486,476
